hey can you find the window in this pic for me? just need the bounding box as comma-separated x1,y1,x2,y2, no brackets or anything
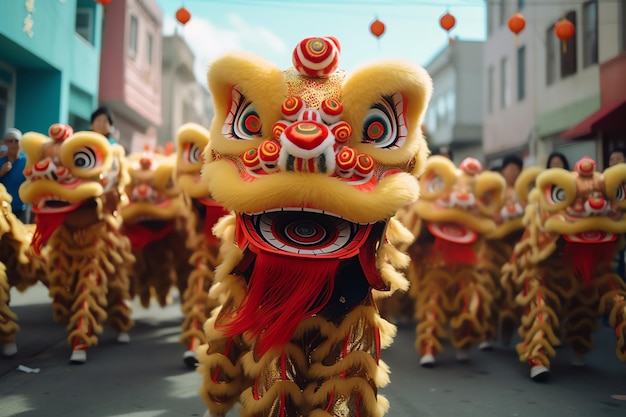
517,0,525,11
546,25,558,85
499,0,506,27
75,7,94,44
0,84,8,136
437,96,447,127
560,11,578,78
426,107,437,132
129,15,138,59
147,33,154,65
446,90,456,124
487,66,494,114
500,57,510,109
487,4,494,36
582,1,598,67
517,45,526,101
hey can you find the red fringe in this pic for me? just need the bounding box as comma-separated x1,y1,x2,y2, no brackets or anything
31,212,68,254
219,251,338,355
430,237,477,266
563,241,615,286
124,223,174,251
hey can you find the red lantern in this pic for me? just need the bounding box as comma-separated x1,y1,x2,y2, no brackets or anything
554,18,575,53
176,6,191,25
440,12,456,43
370,18,385,39
507,12,526,45
95,0,113,4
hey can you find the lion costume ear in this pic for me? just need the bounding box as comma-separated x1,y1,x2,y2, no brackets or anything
536,168,577,212
341,60,432,177
514,166,544,204
207,53,286,157
475,171,506,216
419,155,456,200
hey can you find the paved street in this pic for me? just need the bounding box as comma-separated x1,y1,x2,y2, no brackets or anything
1,283,625,417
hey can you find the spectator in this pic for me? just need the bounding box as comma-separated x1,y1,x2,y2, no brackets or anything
0,128,30,223
500,154,523,188
546,151,570,170
608,147,626,167
90,106,118,145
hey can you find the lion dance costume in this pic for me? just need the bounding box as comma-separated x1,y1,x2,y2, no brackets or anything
503,157,626,381
19,124,135,364
196,36,432,417
406,156,506,366
482,166,542,347
121,148,201,363
175,123,229,368
0,184,44,357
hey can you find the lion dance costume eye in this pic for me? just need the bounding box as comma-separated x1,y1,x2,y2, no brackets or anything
196,36,432,417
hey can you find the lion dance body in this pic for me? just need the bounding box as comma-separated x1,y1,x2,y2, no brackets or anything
0,184,44,357
175,123,229,368
406,156,505,366
19,124,135,364
503,157,626,381
121,149,200,363
196,37,432,417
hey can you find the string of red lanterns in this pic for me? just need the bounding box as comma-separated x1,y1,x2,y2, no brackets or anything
176,6,191,25
507,12,526,45
370,18,385,40
554,18,575,53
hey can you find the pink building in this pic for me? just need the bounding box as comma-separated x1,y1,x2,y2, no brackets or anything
98,0,163,153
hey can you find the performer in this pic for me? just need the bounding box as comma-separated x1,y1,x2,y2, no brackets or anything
18,124,135,364
503,157,626,381
0,184,45,357
482,166,542,347
175,123,229,368
406,156,505,366
196,36,432,417
121,147,197,357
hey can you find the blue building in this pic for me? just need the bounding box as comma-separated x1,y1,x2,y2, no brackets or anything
0,0,104,135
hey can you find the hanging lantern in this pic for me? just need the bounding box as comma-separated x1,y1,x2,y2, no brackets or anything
95,0,113,4
176,6,191,25
439,12,456,43
554,18,575,54
507,12,526,45
370,18,385,40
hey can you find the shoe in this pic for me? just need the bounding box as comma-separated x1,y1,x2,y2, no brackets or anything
478,341,493,351
183,350,198,369
420,353,435,368
456,348,470,362
530,365,549,382
571,352,585,367
117,332,130,343
2,342,17,357
70,349,87,364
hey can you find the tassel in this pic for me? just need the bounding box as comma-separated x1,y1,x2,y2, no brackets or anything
31,212,68,254
218,250,339,355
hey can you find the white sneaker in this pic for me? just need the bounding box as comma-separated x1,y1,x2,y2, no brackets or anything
571,352,585,367
70,349,87,364
420,353,435,367
456,348,470,362
203,410,225,417
2,342,17,357
478,341,493,351
530,365,549,382
117,332,130,343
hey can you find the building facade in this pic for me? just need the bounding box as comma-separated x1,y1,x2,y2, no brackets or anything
483,0,606,169
158,34,213,148
98,0,163,153
0,0,104,135
424,40,484,165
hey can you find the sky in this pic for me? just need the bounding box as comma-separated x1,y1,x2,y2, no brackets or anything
155,0,487,85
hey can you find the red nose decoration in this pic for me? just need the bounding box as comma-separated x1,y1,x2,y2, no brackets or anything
574,157,595,177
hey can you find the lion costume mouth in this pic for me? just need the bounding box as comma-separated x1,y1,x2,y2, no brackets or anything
238,209,372,259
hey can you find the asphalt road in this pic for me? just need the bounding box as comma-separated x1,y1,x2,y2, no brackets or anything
1,283,625,417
